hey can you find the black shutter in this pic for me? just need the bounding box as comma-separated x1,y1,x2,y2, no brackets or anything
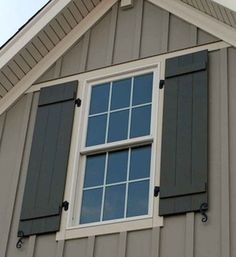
18,81,77,236
159,50,208,216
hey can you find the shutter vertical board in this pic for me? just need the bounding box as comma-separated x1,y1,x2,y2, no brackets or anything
159,50,208,216
19,81,77,236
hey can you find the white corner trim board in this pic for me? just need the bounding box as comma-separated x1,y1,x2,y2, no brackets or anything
148,0,236,48
0,0,71,70
0,0,117,116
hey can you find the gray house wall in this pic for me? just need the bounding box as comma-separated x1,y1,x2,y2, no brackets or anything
0,1,235,257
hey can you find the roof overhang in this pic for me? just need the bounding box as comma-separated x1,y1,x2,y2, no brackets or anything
0,0,235,115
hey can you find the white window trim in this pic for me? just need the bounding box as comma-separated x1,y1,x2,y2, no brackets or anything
54,61,164,241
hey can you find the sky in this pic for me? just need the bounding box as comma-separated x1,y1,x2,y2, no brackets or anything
0,0,48,47
0,0,236,48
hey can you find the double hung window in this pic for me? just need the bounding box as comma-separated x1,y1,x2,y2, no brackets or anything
70,67,160,228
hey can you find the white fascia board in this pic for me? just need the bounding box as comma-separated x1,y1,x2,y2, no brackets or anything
0,0,72,70
0,0,117,115
148,0,236,47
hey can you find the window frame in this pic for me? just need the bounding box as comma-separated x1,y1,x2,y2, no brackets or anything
55,60,164,240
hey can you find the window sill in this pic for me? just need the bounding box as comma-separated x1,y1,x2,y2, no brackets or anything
56,215,163,241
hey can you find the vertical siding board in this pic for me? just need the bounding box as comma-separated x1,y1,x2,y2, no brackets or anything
60,39,84,77
185,213,194,257
113,0,140,64
168,14,197,52
219,48,230,257
86,10,112,70
94,234,119,257
151,227,160,257
160,216,186,257
132,0,143,59
33,235,57,257
0,94,33,257
63,238,87,257
5,93,38,257
140,2,170,58
27,236,36,257
56,240,65,257
228,47,236,257
86,236,95,257
194,51,221,257
126,230,152,257
105,3,118,66
118,232,127,257
80,31,91,72
197,29,219,45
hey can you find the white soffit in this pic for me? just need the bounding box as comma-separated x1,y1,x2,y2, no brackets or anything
212,0,236,12
181,0,236,28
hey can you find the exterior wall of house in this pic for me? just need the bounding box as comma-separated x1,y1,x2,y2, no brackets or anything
0,1,235,257
36,0,218,84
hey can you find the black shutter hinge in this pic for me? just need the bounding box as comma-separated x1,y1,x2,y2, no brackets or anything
154,186,160,197
75,98,81,107
62,201,69,211
16,231,25,249
159,80,165,89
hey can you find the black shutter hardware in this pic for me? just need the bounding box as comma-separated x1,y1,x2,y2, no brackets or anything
159,79,165,89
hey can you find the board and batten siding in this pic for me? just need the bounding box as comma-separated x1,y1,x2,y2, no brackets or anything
0,47,236,257
36,0,218,83
0,0,235,257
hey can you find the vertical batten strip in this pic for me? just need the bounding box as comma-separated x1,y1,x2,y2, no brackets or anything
86,236,95,257
0,112,6,148
27,235,36,257
106,2,118,65
56,240,65,257
81,31,91,72
161,12,169,53
151,227,160,257
54,58,63,78
190,25,197,46
185,213,194,257
0,94,33,257
220,48,230,257
132,0,144,59
118,231,127,257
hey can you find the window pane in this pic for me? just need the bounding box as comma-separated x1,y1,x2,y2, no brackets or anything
89,83,110,115
127,180,149,217
80,188,103,224
103,184,126,221
108,110,129,142
86,114,107,146
111,78,131,110
132,73,153,106
129,145,151,180
106,150,128,184
84,154,106,188
130,105,151,138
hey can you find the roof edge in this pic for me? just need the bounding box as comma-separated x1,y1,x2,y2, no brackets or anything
149,0,236,47
0,0,71,70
